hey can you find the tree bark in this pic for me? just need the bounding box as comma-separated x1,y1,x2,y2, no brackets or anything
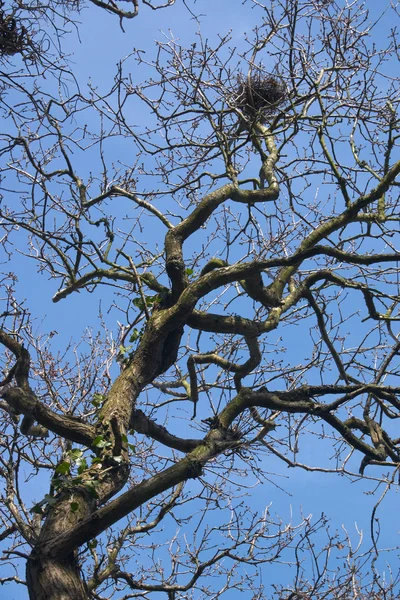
25,486,97,600
25,311,187,599
26,553,88,600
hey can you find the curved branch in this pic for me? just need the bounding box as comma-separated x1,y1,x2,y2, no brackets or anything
130,409,201,452
1,386,96,448
173,246,400,318
41,378,400,559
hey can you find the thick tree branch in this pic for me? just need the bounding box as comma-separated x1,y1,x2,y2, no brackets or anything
1,386,96,447
130,409,201,452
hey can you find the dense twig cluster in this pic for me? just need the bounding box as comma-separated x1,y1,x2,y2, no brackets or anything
0,3,27,56
234,72,287,122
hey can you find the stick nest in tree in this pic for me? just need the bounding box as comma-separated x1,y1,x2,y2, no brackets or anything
0,3,28,57
234,73,287,123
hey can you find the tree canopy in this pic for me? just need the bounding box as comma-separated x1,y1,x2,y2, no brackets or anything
0,1,400,598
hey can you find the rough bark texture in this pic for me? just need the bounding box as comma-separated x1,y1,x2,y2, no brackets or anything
26,555,88,600
24,308,187,599
26,491,96,600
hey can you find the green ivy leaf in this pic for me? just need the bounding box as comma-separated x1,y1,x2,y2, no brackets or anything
70,502,79,513
31,504,44,515
84,483,99,499
52,477,66,489
132,297,145,311
55,461,71,475
77,459,88,475
92,393,106,407
71,476,83,486
97,439,111,449
145,294,159,306
92,435,104,447
88,539,98,549
129,328,141,342
118,345,132,355
133,295,160,311
44,494,57,506
69,448,83,461
185,268,194,275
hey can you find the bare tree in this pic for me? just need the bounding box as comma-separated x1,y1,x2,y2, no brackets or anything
0,0,176,66
0,0,400,598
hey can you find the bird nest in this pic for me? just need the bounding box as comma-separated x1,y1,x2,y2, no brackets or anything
234,73,287,123
0,4,28,57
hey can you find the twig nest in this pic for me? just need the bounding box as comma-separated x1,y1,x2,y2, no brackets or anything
0,4,27,57
234,73,287,123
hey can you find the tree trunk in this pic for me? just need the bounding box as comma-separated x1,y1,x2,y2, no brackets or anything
25,315,186,599
26,552,88,600
26,491,95,600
